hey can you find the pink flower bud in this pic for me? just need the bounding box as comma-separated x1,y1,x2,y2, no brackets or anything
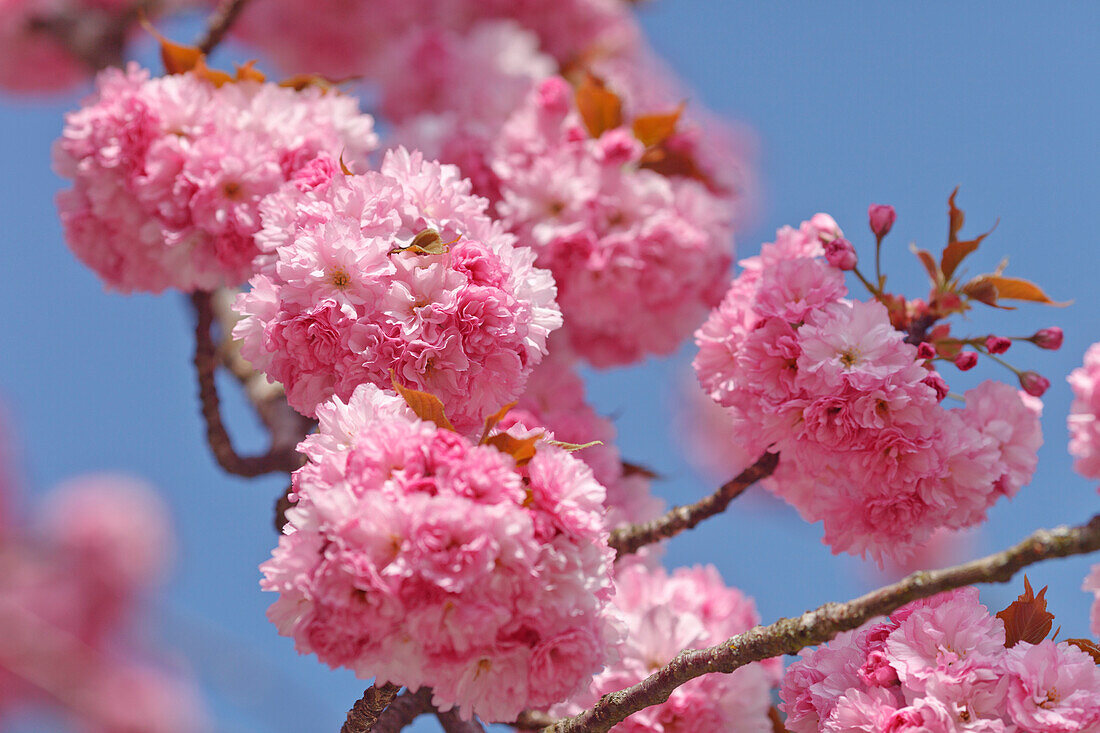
1032,327,1064,350
954,351,978,371
1019,371,1050,397
823,237,858,270
916,342,936,360
985,335,1012,355
868,204,896,239
536,77,571,114
922,372,950,401
596,128,642,166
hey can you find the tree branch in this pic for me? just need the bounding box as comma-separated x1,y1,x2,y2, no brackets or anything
608,451,779,557
341,682,400,733
194,0,251,55
191,291,304,477
548,513,1100,732
513,711,556,730
436,709,485,733
369,688,433,733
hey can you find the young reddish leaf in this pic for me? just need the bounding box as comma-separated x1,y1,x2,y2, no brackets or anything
940,220,997,282
983,276,1070,306
278,73,357,92
142,18,203,75
996,576,1055,647
961,277,1013,309
484,432,542,467
389,371,455,432
234,60,266,83
910,244,941,283
1066,639,1100,664
543,439,603,452
947,187,965,244
638,144,725,193
388,229,459,256
575,74,623,138
339,153,355,176
479,401,518,445
632,103,684,148
622,461,661,479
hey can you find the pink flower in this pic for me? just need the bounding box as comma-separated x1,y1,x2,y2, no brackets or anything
868,204,897,239
958,381,1042,498
54,63,377,292
554,564,773,731
235,148,562,433
824,236,858,270
1002,641,1100,731
1083,564,1100,638
262,383,616,722
780,630,868,733
1069,343,1100,479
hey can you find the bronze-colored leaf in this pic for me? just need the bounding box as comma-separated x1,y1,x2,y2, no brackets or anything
621,461,660,479
234,60,266,83
910,244,940,283
142,18,203,75
638,144,724,193
575,74,623,138
480,401,518,445
1066,638,1100,664
632,103,684,148
484,432,542,467
339,153,355,176
389,228,458,256
389,372,455,432
983,276,1070,306
961,277,1013,309
996,575,1055,647
940,220,997,282
192,56,234,87
947,187,965,244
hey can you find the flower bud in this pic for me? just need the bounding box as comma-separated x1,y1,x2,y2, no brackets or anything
985,335,1011,355
922,372,950,401
1031,327,1064,350
868,204,896,239
916,342,936,360
823,237,857,270
954,351,978,371
1019,371,1050,397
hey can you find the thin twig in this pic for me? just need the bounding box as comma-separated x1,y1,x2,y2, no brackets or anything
547,513,1100,732
608,451,779,557
369,688,433,733
341,682,400,733
194,0,251,54
436,708,485,733
191,291,304,477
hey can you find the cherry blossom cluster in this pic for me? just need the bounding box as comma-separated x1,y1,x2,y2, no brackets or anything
779,586,1100,732
0,473,205,731
695,216,1043,561
233,147,561,433
231,0,640,81
261,383,618,722
469,76,740,366
550,563,777,731
1069,342,1100,480
53,62,377,292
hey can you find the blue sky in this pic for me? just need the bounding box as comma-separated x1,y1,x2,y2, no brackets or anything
1,2,1097,731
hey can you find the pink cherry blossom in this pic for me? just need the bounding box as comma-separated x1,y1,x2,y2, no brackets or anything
553,563,774,731
261,383,617,722
1068,342,1100,479
1002,640,1100,731
54,63,377,292
234,147,562,433
1083,564,1100,639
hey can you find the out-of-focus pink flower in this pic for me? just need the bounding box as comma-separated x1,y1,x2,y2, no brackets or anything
1069,342,1100,478
1083,564,1100,638
553,564,774,731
